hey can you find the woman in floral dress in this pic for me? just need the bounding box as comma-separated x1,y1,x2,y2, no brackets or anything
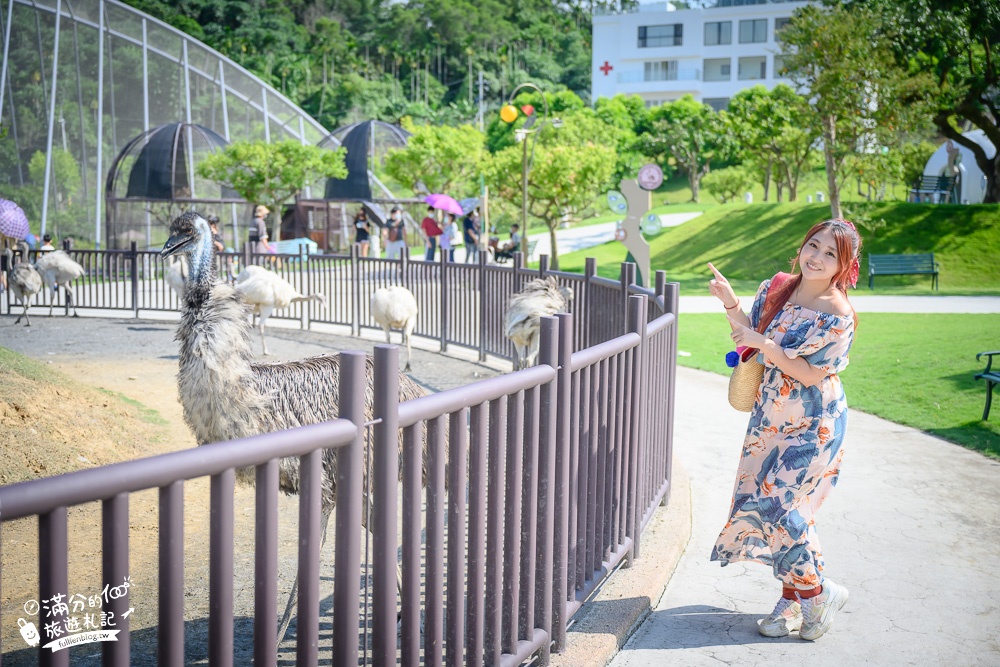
707,219,863,641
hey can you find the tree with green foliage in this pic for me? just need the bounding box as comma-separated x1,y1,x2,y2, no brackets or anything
846,0,1000,203
702,166,756,204
637,95,733,203
484,141,615,270
197,140,346,242
726,84,818,202
778,3,933,218
382,122,486,197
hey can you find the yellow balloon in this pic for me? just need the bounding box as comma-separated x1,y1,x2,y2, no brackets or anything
500,104,518,124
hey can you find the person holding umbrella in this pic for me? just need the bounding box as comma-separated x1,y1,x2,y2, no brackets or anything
420,205,443,261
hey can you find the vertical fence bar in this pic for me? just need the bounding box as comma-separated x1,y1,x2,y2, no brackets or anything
39,508,68,667
519,386,539,639
373,345,399,666
402,423,422,666
102,492,130,666
478,253,488,361
254,460,278,665
553,312,573,651
351,244,361,336
440,253,449,352
159,481,184,666
467,402,487,667
209,469,235,667
575,365,591,592
426,415,447,665
595,358,609,567
296,449,322,664
130,241,139,317
334,352,365,667
583,258,596,350
484,396,507,667
502,391,524,655
535,317,558,664
446,407,469,667
666,282,679,502
625,295,647,562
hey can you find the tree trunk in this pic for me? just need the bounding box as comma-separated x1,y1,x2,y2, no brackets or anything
549,224,560,270
985,153,1000,204
822,115,842,219
688,169,700,203
763,159,772,202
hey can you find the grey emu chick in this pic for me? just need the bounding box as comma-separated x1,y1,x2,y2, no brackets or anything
4,243,43,326
503,276,574,370
161,211,433,645
35,250,85,317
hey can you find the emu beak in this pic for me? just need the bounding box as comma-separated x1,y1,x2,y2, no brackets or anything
161,233,192,258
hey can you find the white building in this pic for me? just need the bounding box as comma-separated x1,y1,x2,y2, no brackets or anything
592,0,811,110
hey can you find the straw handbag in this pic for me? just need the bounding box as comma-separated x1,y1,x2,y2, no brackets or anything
727,273,792,412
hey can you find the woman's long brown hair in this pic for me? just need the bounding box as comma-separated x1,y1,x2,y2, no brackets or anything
756,219,862,333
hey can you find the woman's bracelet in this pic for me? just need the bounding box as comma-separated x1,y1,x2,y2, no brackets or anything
724,299,741,311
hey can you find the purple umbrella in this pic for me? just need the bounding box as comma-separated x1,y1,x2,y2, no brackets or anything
0,199,30,240
423,193,464,216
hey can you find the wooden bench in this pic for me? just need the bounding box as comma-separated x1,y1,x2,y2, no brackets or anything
908,175,956,204
974,351,1000,420
868,253,940,290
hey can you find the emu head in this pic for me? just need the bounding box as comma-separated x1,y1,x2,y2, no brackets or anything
161,211,215,285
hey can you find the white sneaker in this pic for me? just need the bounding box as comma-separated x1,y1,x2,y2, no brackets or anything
758,597,802,637
799,579,849,641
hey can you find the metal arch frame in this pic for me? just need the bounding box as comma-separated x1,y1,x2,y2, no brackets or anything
0,0,331,243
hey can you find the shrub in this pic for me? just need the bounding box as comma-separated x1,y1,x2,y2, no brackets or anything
702,166,756,203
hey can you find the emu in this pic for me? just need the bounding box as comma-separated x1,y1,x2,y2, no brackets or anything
35,250,85,317
4,243,43,326
161,211,431,644
503,276,574,370
370,285,418,372
234,264,325,356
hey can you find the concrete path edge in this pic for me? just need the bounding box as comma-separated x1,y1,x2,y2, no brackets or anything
550,461,693,667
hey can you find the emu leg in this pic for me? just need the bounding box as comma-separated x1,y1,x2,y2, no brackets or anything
48,288,56,317
67,287,79,317
259,320,270,356
14,299,30,326
277,508,334,644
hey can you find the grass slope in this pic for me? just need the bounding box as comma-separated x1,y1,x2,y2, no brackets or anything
677,312,1000,458
556,201,1000,295
0,347,168,484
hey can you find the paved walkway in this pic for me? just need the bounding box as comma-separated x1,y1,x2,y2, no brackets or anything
605,366,1000,667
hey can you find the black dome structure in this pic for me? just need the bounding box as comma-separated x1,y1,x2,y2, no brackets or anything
319,120,412,201
105,123,243,249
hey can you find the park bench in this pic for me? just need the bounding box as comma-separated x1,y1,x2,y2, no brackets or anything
493,238,538,263
868,253,940,290
908,175,956,204
974,351,1000,420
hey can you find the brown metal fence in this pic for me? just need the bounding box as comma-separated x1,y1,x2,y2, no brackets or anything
0,247,678,667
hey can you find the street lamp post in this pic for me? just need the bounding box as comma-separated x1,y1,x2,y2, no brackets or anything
500,82,561,256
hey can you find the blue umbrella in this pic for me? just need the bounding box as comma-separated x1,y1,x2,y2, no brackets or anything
459,197,480,215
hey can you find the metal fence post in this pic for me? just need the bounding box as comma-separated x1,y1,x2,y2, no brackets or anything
535,316,559,665
478,251,488,362
538,254,549,277
625,294,647,564
334,352,365,667
620,262,636,336
130,241,139,318
440,251,449,352
665,282,680,505
584,257,597,349
103,493,130,666
350,244,360,337
300,244,309,331
373,345,400,666
552,312,573,652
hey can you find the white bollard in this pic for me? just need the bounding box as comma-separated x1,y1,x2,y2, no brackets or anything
806,195,813,203
816,191,825,202
744,192,753,203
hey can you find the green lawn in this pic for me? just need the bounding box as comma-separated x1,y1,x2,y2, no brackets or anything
677,312,1000,458
554,200,1000,295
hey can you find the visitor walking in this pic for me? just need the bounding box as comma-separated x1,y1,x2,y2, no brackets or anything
385,207,407,260
420,206,443,261
708,218,862,642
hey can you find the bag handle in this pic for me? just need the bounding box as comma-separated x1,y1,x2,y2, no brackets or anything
739,272,794,362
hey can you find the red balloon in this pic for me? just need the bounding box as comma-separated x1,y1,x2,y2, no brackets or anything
520,104,535,116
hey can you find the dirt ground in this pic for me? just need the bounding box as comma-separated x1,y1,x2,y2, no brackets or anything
0,314,505,664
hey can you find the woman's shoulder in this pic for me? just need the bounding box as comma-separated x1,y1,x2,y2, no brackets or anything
822,290,854,318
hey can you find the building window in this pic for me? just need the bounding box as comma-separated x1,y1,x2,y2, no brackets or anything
738,56,767,80
703,97,730,112
703,58,731,82
638,24,683,48
645,60,679,81
739,19,767,44
774,17,792,34
773,55,788,78
704,21,732,46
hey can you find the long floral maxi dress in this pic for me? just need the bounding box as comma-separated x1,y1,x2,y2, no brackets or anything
711,278,855,590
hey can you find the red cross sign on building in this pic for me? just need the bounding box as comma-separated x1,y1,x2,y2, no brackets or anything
600,61,613,76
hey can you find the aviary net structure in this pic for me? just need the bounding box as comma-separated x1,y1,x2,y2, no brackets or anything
0,0,328,248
